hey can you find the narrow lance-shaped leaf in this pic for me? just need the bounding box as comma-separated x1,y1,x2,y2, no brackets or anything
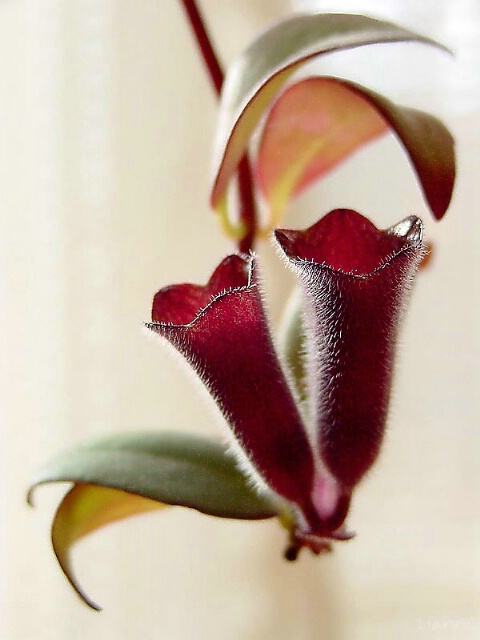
210,13,450,212
28,431,278,609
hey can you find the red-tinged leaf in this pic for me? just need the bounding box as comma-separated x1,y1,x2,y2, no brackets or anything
256,78,387,228
257,77,455,224
210,13,449,212
28,431,278,609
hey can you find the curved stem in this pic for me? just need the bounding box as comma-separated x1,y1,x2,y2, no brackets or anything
179,0,257,252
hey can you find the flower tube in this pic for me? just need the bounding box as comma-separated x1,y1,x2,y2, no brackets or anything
148,255,329,534
275,209,425,489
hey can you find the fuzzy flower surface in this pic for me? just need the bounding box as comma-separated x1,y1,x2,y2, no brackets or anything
147,208,424,555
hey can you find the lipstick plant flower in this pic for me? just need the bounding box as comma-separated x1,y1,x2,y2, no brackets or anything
29,1,455,611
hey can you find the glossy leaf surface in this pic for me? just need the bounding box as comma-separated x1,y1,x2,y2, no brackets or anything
211,12,449,210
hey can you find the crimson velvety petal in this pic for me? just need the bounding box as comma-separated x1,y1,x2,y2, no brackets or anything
148,255,323,529
275,210,424,489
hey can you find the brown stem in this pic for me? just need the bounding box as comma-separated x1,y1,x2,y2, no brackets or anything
179,0,257,252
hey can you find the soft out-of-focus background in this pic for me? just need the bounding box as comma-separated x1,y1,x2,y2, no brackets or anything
1,0,479,638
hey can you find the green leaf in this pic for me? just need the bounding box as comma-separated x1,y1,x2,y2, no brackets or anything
210,13,451,214
256,77,455,226
28,431,277,518
279,288,307,404
28,431,279,610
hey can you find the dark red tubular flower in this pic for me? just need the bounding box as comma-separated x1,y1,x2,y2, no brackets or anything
275,209,425,490
147,209,424,556
148,255,345,542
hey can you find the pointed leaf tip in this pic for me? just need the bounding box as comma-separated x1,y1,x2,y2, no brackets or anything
52,484,162,610
29,431,279,609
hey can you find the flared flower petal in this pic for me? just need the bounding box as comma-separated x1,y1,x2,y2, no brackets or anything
275,209,424,489
147,255,323,530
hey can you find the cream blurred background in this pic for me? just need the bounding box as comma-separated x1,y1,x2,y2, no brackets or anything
1,1,479,638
